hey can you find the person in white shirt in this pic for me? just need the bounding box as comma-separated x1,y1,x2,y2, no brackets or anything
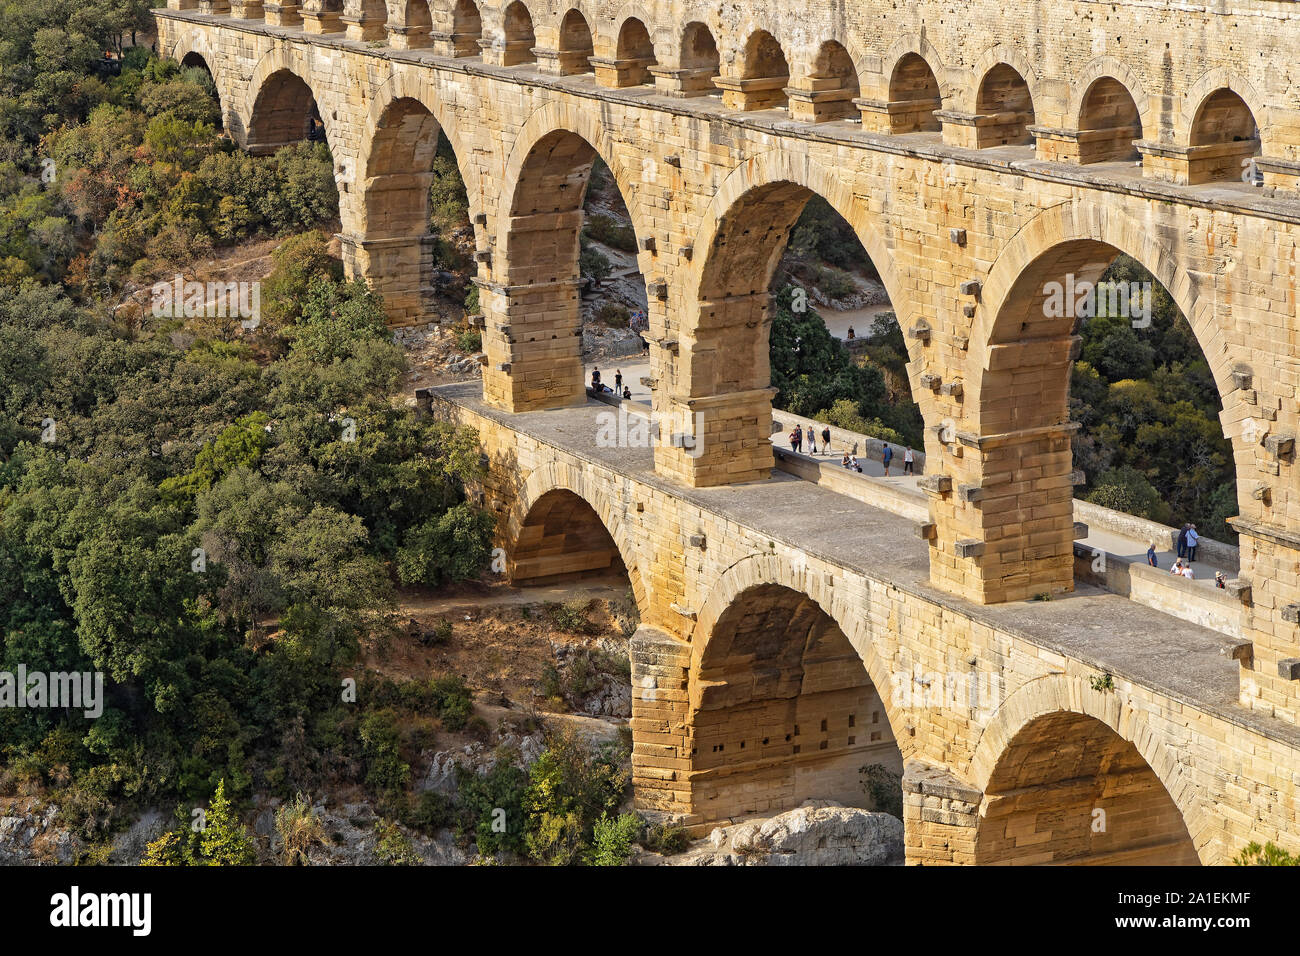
1181,564,1195,579
903,446,915,475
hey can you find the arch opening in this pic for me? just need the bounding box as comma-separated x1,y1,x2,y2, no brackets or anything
247,69,327,155
502,1,537,66
486,129,648,412
977,711,1199,865
888,53,941,133
801,40,859,122
692,584,903,820
687,179,919,484
1188,89,1259,183
1077,77,1142,164
973,239,1238,599
509,489,628,586
556,9,594,76
451,0,482,56
680,21,721,96
399,0,434,48
358,96,473,326
722,30,790,111
976,63,1035,148
614,17,657,87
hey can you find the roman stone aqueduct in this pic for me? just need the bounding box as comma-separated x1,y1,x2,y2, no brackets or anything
158,0,1300,863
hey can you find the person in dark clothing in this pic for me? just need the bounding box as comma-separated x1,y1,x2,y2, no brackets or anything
882,443,893,476
591,368,601,390
1146,543,1158,568
821,426,831,453
1176,524,1189,560
622,386,631,400
789,428,801,453
615,370,623,391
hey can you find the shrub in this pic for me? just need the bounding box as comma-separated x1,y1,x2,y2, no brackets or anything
406,791,458,834
641,820,690,856
546,599,598,635
582,214,637,253
275,793,325,864
429,674,474,732
455,328,481,353
859,763,903,820
589,812,643,865
1233,841,1299,866
374,820,422,865
456,757,529,856
596,302,630,327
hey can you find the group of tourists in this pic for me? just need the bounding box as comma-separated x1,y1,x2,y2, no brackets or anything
590,367,631,400
788,424,833,455
1142,522,1225,587
786,426,915,477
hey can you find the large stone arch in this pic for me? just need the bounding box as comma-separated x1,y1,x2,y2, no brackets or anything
943,199,1233,604
969,673,1211,863
240,46,340,155
688,553,903,742
500,100,650,248
358,70,486,223
970,199,1229,402
504,460,649,616
659,147,926,486
684,554,906,819
345,71,486,325
479,100,656,413
168,29,236,128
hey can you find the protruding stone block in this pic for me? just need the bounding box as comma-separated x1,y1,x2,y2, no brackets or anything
959,280,981,297
950,228,966,246
908,320,931,344
918,521,937,540
954,538,985,558
688,533,706,549
1225,578,1252,603
1278,659,1300,681
1264,433,1295,459
919,372,942,390
919,475,952,495
957,483,983,503
1073,521,1089,539
1282,604,1300,624
940,380,964,398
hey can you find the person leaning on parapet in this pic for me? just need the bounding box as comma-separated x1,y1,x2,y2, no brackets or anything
1215,571,1227,589
1176,523,1190,560
1186,524,1199,563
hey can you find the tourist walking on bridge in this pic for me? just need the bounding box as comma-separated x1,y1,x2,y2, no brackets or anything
882,442,893,476
806,425,816,454
903,446,914,475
